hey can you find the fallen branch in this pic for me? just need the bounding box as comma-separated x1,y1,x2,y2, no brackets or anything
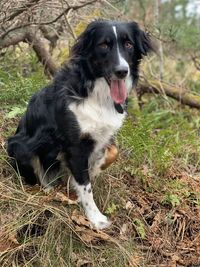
137,80,200,109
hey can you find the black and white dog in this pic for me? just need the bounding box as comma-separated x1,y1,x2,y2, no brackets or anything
7,20,153,229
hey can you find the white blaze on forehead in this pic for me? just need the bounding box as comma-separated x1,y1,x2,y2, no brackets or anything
112,26,129,73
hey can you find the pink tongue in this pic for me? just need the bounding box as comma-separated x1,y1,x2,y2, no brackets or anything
110,80,127,104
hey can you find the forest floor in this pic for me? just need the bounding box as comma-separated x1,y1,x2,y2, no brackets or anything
0,53,200,267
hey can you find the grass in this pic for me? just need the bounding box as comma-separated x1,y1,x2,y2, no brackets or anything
0,48,48,106
0,50,200,267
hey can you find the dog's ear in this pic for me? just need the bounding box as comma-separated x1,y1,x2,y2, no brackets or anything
135,29,154,56
71,23,96,57
129,22,154,56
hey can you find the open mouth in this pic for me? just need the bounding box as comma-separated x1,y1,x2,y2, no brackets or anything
106,78,127,104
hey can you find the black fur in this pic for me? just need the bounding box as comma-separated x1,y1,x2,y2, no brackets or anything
7,20,153,187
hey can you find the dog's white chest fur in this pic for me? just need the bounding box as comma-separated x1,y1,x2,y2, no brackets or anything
69,78,126,149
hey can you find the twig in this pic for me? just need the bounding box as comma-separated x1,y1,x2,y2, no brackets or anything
61,0,76,39
1,0,98,40
0,0,40,23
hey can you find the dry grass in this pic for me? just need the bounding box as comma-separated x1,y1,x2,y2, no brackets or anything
1,102,200,267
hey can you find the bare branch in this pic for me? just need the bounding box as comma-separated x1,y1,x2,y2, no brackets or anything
191,55,200,71
0,0,40,23
61,0,76,39
1,0,98,40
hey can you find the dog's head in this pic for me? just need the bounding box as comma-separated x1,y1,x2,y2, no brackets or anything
71,20,153,104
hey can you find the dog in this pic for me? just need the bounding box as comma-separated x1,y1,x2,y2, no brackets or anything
7,20,153,229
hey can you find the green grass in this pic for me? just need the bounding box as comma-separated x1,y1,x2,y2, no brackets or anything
119,96,200,174
0,49,48,106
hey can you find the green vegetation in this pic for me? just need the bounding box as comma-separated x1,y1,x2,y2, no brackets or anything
120,96,200,175
0,51,47,106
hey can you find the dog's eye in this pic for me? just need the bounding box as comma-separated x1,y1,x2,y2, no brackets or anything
124,41,133,49
99,43,109,49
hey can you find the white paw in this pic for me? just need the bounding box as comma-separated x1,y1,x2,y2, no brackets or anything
87,211,112,230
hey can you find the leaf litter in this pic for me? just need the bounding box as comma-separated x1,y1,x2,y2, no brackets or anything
0,116,200,266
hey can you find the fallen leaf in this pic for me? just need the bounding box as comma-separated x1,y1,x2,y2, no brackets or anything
0,231,19,252
170,254,181,267
76,258,92,267
25,185,78,204
125,253,141,267
25,184,41,194
68,191,79,201
54,192,78,204
69,252,92,267
125,201,134,210
75,225,111,243
38,191,78,205
71,210,91,227
150,210,161,232
120,222,132,240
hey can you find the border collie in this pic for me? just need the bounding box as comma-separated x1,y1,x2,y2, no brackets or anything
7,20,153,229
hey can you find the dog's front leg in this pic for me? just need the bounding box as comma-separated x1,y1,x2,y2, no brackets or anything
67,145,111,230
71,179,111,229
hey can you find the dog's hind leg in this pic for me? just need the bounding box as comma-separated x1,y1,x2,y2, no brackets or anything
31,156,51,189
31,154,63,191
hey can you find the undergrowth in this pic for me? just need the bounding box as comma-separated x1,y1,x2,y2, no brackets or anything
0,49,48,106
119,96,200,176
0,50,199,267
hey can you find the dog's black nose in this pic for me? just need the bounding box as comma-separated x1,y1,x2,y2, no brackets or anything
114,66,128,79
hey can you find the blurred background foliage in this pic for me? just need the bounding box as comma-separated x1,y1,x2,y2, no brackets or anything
0,0,199,106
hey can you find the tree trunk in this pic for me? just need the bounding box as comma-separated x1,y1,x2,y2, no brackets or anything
154,0,164,80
